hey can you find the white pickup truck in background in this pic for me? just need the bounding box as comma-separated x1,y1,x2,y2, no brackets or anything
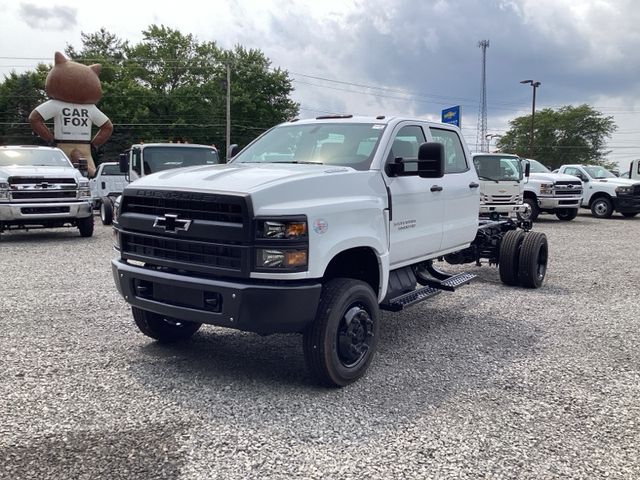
521,158,583,221
558,164,640,218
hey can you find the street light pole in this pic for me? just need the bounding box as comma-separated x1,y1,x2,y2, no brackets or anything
520,79,541,158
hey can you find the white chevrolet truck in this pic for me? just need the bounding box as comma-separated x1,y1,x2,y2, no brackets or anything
0,145,93,239
111,116,549,386
520,159,583,221
558,164,640,218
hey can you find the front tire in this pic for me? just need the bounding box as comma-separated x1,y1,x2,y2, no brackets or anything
518,197,540,222
100,197,113,225
303,278,380,387
77,215,94,237
555,208,578,221
132,307,201,343
590,197,613,218
499,229,525,286
518,232,548,288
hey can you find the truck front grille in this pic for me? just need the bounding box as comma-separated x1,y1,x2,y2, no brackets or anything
118,189,253,277
8,176,78,202
553,181,582,196
486,194,518,204
12,191,77,200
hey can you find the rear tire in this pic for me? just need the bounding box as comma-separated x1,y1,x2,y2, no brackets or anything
132,307,201,343
590,197,613,218
518,232,548,288
100,197,113,225
555,208,578,221
621,212,638,218
499,230,525,286
77,215,94,237
303,278,380,387
518,197,540,222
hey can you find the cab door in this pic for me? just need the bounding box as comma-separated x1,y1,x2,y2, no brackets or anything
428,127,479,251
383,123,444,267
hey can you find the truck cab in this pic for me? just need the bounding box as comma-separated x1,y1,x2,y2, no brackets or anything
471,153,528,219
119,143,221,182
558,164,640,218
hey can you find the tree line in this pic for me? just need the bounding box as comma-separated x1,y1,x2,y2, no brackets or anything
0,25,299,162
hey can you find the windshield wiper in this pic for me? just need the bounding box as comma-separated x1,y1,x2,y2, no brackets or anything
477,175,501,183
270,161,324,165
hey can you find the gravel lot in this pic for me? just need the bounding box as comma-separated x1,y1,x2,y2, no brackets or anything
1,212,639,479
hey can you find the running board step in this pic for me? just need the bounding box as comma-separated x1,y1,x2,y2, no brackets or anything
421,272,477,292
381,285,441,312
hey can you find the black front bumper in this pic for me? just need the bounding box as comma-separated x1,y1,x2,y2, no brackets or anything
112,259,322,335
613,196,640,213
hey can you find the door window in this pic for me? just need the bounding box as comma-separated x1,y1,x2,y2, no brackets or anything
429,128,468,173
387,125,426,173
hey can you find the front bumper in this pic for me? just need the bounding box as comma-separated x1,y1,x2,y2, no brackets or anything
480,203,530,216
537,195,582,209
613,196,640,213
112,259,322,335
0,200,92,222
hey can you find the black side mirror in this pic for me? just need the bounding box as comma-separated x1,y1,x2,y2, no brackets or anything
579,175,588,182
417,142,444,178
119,153,129,174
227,143,239,162
524,162,531,178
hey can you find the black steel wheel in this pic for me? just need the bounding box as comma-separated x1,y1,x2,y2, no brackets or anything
100,197,113,225
77,215,94,237
499,229,525,286
518,232,548,288
132,307,201,343
303,278,380,387
590,197,613,218
555,208,578,221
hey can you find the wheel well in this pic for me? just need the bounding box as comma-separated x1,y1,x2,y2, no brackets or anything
588,192,612,207
323,247,380,295
523,191,537,200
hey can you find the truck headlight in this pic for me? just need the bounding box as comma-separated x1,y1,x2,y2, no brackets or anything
113,195,122,221
615,186,633,195
540,182,554,194
0,181,9,200
256,248,308,270
77,180,91,198
256,219,307,239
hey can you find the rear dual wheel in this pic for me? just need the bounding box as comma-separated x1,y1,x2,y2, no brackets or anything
499,230,548,288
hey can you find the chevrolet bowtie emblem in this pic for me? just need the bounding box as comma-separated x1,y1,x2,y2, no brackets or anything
153,213,192,233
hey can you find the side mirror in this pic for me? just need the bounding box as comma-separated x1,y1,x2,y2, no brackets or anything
227,143,239,162
524,162,531,178
417,142,444,178
579,175,588,182
119,153,129,174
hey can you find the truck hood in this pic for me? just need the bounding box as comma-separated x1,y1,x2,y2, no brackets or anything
0,165,81,181
591,177,640,187
529,172,580,183
126,163,360,194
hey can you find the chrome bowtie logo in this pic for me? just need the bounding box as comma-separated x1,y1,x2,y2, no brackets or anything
153,213,192,233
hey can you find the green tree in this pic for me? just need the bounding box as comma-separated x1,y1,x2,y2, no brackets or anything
497,105,617,169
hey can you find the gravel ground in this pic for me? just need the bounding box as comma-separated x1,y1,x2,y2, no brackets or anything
1,212,639,479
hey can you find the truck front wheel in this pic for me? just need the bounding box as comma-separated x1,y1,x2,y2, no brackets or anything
77,215,94,237
100,197,114,225
132,307,201,343
555,208,578,221
518,197,540,222
518,232,548,288
303,278,380,387
590,197,613,218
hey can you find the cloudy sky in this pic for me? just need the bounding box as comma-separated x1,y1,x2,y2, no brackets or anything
1,0,639,170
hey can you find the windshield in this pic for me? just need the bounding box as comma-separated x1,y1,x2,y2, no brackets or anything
141,147,220,174
473,155,523,182
231,123,386,171
584,166,616,179
528,159,550,173
0,148,72,168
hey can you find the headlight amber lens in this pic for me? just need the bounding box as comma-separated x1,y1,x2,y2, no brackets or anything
256,248,307,269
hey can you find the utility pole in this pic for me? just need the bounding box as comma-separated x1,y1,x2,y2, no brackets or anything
476,40,490,152
520,79,541,158
226,63,231,162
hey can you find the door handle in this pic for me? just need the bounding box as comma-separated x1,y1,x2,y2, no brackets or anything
469,182,479,189
430,185,443,192
101,182,106,189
